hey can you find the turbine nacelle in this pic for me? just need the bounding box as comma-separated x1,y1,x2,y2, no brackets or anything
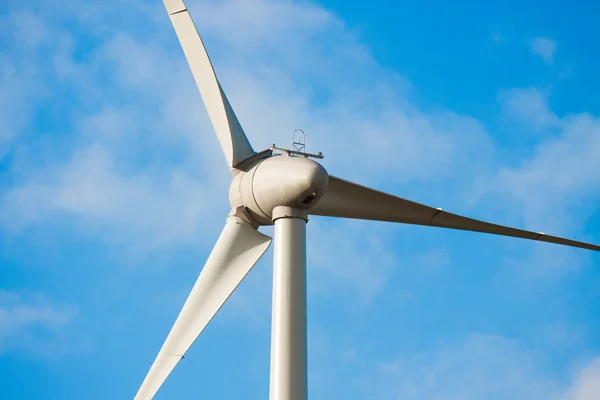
230,155,329,226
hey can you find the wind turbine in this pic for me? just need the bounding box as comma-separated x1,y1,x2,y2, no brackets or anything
135,1,600,398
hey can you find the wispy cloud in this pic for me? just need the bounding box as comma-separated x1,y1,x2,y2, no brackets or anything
530,37,557,64
493,99,600,233
482,87,600,277
565,357,600,400
376,334,561,400
309,330,600,400
0,144,222,248
500,88,559,129
0,291,77,356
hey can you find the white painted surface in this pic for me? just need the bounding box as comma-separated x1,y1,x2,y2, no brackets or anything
134,215,271,399
229,156,329,225
270,208,308,400
310,176,600,251
164,0,255,167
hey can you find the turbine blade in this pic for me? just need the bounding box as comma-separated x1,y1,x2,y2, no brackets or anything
310,176,600,251
163,0,256,168
134,214,272,399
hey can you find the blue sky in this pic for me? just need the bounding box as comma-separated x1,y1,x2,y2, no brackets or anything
1,0,600,398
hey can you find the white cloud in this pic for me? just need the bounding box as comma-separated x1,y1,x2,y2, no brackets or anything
565,357,600,400
468,86,600,279
308,330,600,400
312,330,600,400
500,88,559,129
376,334,561,400
191,0,335,48
494,87,600,228
493,110,600,232
530,37,557,64
0,290,77,356
0,11,48,159
307,219,399,302
0,144,223,248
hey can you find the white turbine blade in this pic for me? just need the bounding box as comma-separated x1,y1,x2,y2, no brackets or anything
134,215,271,400
163,0,255,167
310,176,600,251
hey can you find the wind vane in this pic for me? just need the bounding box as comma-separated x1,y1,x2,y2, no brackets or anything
292,128,306,153
269,128,324,160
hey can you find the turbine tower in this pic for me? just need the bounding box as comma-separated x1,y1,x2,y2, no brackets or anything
134,1,600,398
